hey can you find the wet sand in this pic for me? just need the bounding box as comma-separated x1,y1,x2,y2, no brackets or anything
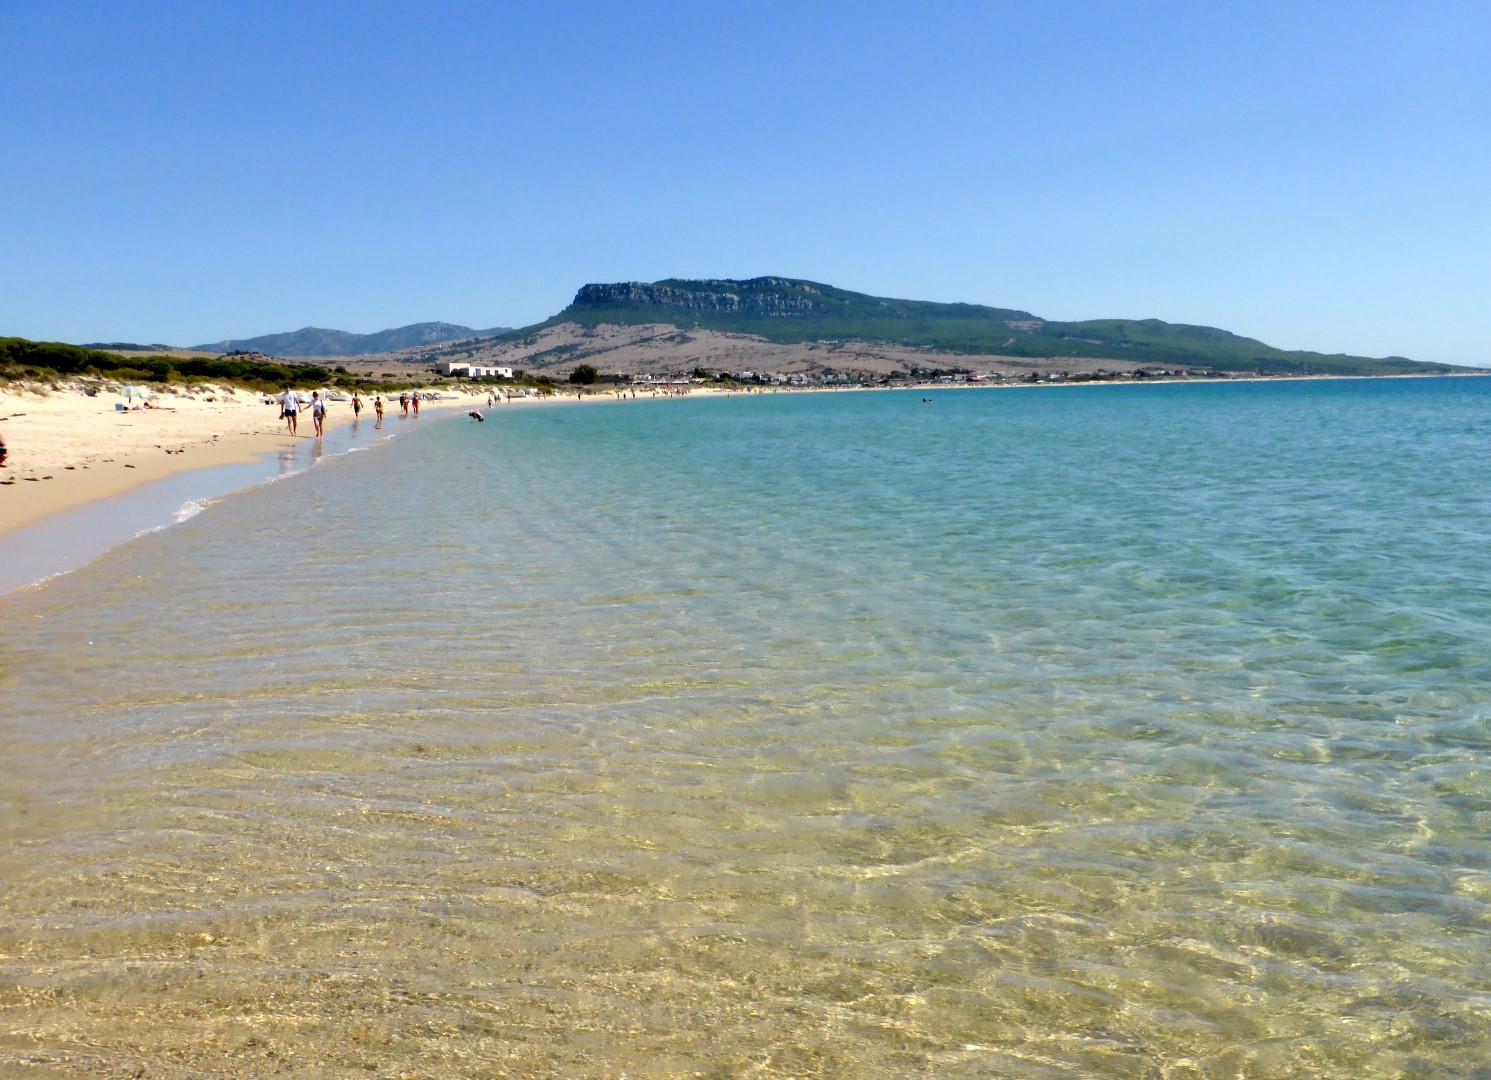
0,384,490,536
0,384,318,534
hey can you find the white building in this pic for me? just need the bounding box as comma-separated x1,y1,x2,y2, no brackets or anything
443,361,513,379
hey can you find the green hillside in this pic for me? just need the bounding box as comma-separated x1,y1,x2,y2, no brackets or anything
513,277,1450,376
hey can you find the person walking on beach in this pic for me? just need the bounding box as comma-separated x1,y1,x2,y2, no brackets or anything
374,395,384,426
352,392,362,419
399,392,409,418
280,387,300,435
412,392,420,417
311,391,327,438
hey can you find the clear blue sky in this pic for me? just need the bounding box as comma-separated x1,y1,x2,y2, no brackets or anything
4,0,1488,364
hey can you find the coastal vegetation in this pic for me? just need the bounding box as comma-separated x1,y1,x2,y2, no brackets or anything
0,337,414,392
0,336,591,404
507,277,1457,377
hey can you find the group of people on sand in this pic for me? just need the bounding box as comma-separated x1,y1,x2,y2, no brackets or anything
349,391,386,425
483,391,529,407
279,387,417,437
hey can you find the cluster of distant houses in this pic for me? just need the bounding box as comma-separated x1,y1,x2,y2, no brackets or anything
438,358,1209,388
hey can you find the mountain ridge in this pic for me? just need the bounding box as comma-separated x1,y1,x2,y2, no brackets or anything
496,277,1448,376
192,321,510,357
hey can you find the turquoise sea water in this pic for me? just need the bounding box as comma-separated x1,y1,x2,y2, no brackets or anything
2,378,1489,1076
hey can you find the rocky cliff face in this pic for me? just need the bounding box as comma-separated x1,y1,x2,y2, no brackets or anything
547,278,1447,375
573,279,825,317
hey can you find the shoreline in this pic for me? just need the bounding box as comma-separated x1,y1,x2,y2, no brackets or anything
5,372,1481,535
0,385,500,537
3,372,1483,595
0,385,497,594
1,385,301,533
0,381,723,546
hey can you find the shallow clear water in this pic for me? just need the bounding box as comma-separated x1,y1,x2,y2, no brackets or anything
3,379,1490,1076
0,408,409,595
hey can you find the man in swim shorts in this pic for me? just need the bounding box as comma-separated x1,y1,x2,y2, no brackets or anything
280,387,300,435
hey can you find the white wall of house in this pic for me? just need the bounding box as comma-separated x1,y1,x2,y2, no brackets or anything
443,362,514,378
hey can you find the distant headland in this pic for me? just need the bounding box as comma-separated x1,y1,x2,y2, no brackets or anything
411,277,1462,384
510,277,1451,377
33,277,1480,382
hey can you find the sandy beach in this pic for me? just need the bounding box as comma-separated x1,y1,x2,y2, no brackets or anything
0,378,776,543
0,382,493,537
4,373,1439,543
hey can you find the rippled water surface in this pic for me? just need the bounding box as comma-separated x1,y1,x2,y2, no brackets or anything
3,379,1490,1077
